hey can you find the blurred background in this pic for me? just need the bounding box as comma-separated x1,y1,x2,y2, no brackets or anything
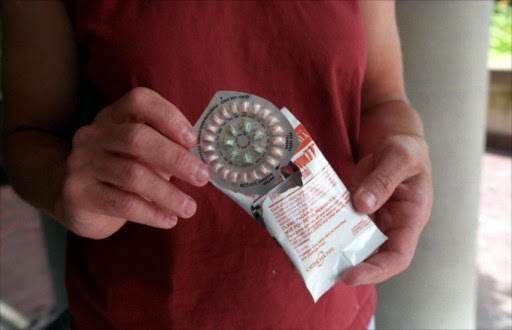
0,1,511,329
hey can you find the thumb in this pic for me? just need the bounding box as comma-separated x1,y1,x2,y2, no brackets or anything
352,151,412,214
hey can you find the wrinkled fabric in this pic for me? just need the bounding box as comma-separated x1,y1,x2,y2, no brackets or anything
65,1,376,329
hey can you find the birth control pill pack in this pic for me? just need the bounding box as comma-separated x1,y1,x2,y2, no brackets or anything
191,91,387,302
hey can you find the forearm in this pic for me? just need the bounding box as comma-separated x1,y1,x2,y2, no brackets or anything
2,130,70,221
358,99,425,158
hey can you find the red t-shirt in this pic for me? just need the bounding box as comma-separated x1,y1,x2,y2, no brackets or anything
65,1,376,329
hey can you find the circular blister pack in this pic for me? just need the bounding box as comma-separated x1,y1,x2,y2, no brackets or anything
193,91,298,195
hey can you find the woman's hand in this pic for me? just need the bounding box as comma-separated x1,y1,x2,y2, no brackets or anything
57,87,210,239
342,134,433,286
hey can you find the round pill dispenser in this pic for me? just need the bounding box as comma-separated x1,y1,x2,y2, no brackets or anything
193,91,299,195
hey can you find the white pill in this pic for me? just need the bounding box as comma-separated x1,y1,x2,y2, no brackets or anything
272,137,285,146
266,116,279,127
270,147,284,157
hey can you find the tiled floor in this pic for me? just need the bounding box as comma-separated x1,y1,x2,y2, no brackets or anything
0,151,511,329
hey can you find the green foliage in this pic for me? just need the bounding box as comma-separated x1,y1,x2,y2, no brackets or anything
490,3,512,56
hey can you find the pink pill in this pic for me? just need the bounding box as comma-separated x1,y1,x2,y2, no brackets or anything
259,164,271,175
250,170,260,181
270,147,284,157
202,134,215,142
271,126,284,136
239,172,249,183
229,171,239,183
230,102,238,115
266,156,279,167
205,124,219,134
211,161,223,173
272,137,285,146
241,101,250,113
259,108,271,120
211,114,224,126
202,144,215,152
266,116,279,127
220,168,230,180
250,103,261,116
220,107,231,119
205,154,219,163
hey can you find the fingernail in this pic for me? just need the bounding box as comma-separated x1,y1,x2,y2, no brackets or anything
194,164,210,184
164,214,178,228
358,190,377,209
183,196,197,217
182,127,197,145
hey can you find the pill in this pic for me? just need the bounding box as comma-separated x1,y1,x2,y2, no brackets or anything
202,134,215,142
266,156,279,167
266,116,279,127
228,150,239,161
205,124,219,134
259,164,271,175
229,171,239,182
230,102,239,115
220,107,231,119
272,137,285,146
202,144,215,152
242,152,253,165
241,101,250,113
220,168,230,180
241,120,252,134
252,130,264,141
239,172,249,183
205,154,219,163
270,147,284,157
211,114,224,126
226,124,238,136
271,126,284,136
223,138,235,148
211,161,223,173
259,108,271,120
253,145,265,155
250,170,260,181
250,103,261,115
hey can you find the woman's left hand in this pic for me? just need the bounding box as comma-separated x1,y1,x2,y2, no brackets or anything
342,134,433,286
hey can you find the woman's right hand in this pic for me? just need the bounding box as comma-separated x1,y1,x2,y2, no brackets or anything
57,87,210,239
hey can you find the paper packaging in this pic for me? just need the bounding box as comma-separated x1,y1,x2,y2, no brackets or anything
192,91,387,302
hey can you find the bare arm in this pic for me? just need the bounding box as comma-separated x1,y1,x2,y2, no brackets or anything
343,0,433,286
2,0,77,215
2,1,209,239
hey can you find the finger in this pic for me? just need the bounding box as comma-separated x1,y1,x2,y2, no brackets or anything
342,227,419,286
91,153,197,218
348,153,374,194
353,149,416,214
99,87,197,148
84,181,179,229
101,123,210,187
